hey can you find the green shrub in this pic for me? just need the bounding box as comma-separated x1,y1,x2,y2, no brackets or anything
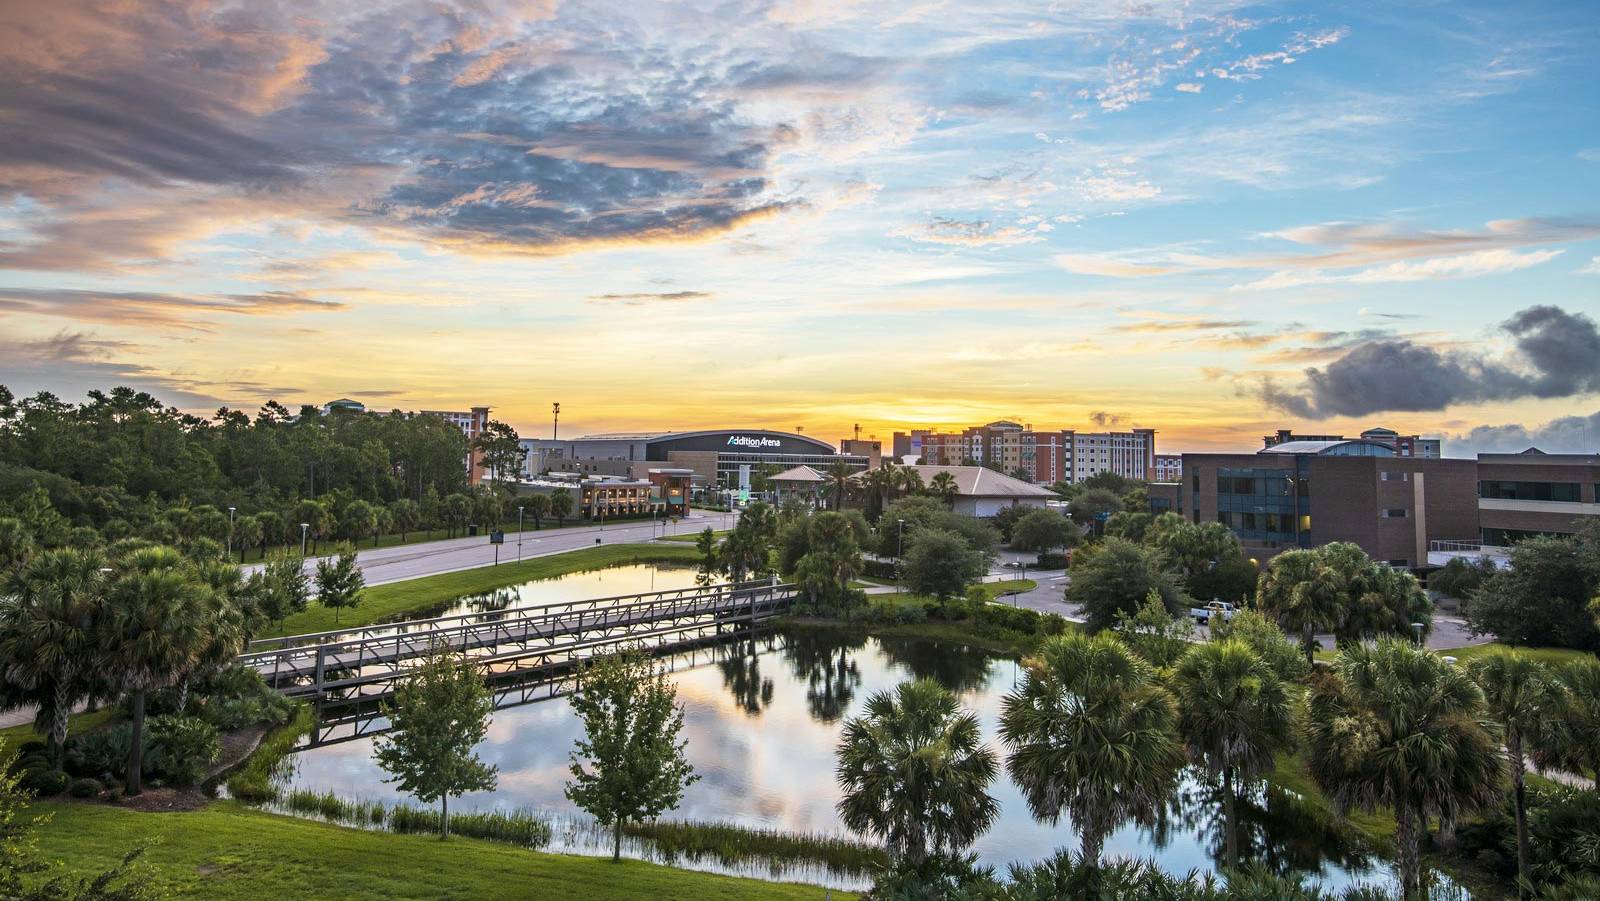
21,768,69,796
860,559,898,581
849,596,929,625
18,740,47,756
15,753,48,774
67,725,162,781
67,776,103,798
148,715,220,786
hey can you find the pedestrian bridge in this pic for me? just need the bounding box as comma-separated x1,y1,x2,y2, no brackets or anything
238,578,798,711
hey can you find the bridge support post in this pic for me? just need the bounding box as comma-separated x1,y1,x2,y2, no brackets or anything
314,645,326,698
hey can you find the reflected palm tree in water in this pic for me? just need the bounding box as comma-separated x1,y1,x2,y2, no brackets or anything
717,637,775,716
465,588,517,621
781,628,867,723
873,635,994,695
1150,769,1375,877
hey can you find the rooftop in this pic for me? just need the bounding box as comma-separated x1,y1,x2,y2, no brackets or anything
1258,439,1396,457
898,465,1057,497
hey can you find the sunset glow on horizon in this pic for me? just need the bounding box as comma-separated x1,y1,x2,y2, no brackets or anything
2,1,1598,454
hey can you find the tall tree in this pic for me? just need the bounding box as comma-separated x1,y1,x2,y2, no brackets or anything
900,528,983,602
824,461,856,511
565,651,698,862
315,544,365,625
472,420,525,487
793,511,864,611
836,679,999,865
1066,538,1188,631
999,632,1183,865
0,548,111,762
1469,652,1556,897
374,647,498,839
1533,658,1600,792
927,471,959,507
1256,549,1346,665
389,499,420,543
1008,508,1078,554
1306,640,1504,899
253,550,311,631
103,547,210,794
1171,640,1297,866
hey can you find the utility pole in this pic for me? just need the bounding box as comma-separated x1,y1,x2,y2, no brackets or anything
551,402,560,441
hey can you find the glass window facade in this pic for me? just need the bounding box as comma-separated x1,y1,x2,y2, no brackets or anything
1215,466,1308,546
1479,480,1581,502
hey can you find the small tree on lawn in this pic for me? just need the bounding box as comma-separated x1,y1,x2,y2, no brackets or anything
315,543,364,625
550,488,573,527
566,650,698,862
902,528,984,604
374,647,497,839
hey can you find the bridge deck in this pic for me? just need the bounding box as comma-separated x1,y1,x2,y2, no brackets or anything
240,579,797,698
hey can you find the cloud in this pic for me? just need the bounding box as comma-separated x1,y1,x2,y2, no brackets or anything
1175,83,1204,94
1052,217,1600,282
1114,317,1256,333
1579,256,1600,275
1450,411,1600,455
1089,411,1126,427
892,216,1046,247
0,287,342,329
1211,27,1350,82
1259,305,1600,418
1239,248,1563,290
586,291,713,305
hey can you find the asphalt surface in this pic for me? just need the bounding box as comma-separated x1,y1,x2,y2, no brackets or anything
256,509,739,586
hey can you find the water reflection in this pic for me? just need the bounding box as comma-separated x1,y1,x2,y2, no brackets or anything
282,628,1415,894
402,564,715,621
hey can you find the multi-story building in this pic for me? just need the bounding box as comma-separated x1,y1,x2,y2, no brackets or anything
838,438,883,470
1474,451,1600,546
1153,454,1182,483
908,422,1156,484
1263,427,1440,458
423,405,492,485
892,429,932,464
1179,439,1479,568
1066,428,1156,483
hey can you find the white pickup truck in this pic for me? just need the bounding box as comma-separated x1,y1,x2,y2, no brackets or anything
1189,601,1238,625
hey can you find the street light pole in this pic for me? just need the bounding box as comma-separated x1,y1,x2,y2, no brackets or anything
299,522,309,557
517,506,525,563
226,506,236,562
896,519,906,594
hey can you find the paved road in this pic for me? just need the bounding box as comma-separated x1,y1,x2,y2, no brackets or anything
257,509,739,586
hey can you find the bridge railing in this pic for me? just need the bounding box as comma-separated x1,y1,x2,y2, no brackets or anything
247,578,788,653
240,579,798,696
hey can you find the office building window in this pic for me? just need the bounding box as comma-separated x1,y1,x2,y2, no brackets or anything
1217,511,1231,527
1480,480,1581,502
1381,508,1408,518
1380,471,1409,482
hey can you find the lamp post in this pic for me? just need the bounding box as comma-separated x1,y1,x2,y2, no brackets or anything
517,506,525,564
896,519,906,594
1411,621,1426,647
226,506,236,562
299,522,310,557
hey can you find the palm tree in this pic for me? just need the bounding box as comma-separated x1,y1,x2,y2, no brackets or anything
0,548,111,762
103,547,210,795
1469,652,1555,897
836,679,999,865
999,631,1184,865
1256,549,1346,665
895,466,925,499
1533,657,1600,792
928,471,960,508
1306,640,1503,899
177,560,249,710
824,461,855,511
1171,640,1297,866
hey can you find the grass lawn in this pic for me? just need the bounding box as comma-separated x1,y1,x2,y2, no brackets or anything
0,706,120,746
1439,642,1594,666
28,800,848,900
660,529,731,543
976,579,1037,598
268,543,704,636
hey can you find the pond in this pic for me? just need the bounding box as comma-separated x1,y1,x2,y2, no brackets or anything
407,562,715,621
278,625,1440,894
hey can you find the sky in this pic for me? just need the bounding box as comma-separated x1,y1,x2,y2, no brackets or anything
1,0,1598,454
